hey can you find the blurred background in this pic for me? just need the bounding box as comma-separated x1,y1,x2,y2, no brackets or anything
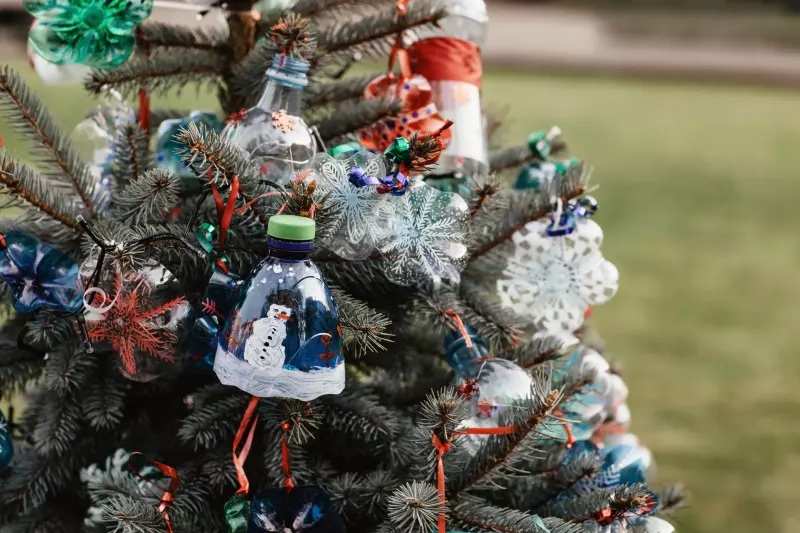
1,2,799,533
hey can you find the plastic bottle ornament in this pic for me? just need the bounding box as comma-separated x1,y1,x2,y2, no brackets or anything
156,111,223,178
308,152,394,260
446,327,533,455
84,260,192,382
378,180,469,286
25,0,153,67
27,20,91,84
407,0,489,178
514,160,569,192
186,267,243,373
497,218,619,335
222,54,316,185
249,486,345,533
0,410,13,469
0,231,83,313
359,73,452,155
214,216,344,400
627,517,674,533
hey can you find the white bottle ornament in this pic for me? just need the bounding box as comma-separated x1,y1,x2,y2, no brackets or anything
222,54,316,185
407,0,489,178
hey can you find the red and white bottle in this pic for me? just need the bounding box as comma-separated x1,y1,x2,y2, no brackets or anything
407,0,489,178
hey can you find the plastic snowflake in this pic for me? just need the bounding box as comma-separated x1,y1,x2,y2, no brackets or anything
310,152,394,260
86,267,189,376
378,181,469,286
497,218,619,334
271,109,296,133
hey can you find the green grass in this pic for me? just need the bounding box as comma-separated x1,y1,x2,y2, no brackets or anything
3,62,800,533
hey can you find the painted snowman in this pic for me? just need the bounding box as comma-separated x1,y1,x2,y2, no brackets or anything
244,303,292,375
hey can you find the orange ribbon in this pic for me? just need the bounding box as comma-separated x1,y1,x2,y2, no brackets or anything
280,424,295,490
233,396,260,495
134,27,151,133
210,175,240,272
128,453,180,533
444,310,473,349
431,425,519,533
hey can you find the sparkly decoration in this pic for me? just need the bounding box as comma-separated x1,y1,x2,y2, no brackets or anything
271,109,296,133
85,261,191,382
0,231,83,313
156,111,223,178
0,410,13,469
214,216,344,400
249,486,345,533
25,0,153,68
308,152,394,260
222,55,315,185
359,74,452,154
497,218,619,334
378,181,469,286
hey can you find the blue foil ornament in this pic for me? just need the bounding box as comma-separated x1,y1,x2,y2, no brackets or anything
0,231,82,313
214,216,344,400
0,410,13,469
187,268,243,373
156,111,223,178
545,195,598,237
249,486,344,533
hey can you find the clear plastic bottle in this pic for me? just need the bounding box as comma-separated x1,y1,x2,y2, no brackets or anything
408,0,489,180
214,215,344,400
222,55,316,185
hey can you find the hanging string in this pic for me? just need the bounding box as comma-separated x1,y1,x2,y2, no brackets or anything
280,422,295,490
432,425,519,533
128,453,180,533
233,396,260,496
444,310,472,349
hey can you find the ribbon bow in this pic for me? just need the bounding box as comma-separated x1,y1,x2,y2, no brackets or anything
196,175,240,272
128,453,180,533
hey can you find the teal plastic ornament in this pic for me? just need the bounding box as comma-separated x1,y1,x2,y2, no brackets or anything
0,410,13,469
26,0,153,67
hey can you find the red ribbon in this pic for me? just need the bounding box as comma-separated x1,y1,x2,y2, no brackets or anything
134,27,151,134
444,310,472,349
408,37,483,89
210,175,240,272
233,396,260,496
280,424,295,490
128,453,180,533
431,425,518,533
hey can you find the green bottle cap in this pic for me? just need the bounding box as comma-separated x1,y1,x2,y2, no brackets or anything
267,215,315,241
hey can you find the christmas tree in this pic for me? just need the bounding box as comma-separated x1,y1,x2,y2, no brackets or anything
0,0,684,532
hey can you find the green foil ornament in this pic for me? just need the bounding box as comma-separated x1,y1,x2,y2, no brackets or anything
225,494,250,533
25,0,153,68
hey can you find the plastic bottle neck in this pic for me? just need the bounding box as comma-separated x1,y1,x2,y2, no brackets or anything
267,236,313,261
257,55,309,116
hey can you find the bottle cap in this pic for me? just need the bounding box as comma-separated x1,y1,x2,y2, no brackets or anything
267,215,315,242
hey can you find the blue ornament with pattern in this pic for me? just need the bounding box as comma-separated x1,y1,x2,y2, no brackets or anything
249,485,344,533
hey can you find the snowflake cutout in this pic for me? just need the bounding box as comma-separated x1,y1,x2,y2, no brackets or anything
497,218,619,334
86,266,189,377
310,152,395,260
271,109,296,133
378,181,469,286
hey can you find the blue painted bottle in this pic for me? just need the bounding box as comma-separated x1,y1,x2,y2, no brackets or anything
214,215,344,400
0,409,13,469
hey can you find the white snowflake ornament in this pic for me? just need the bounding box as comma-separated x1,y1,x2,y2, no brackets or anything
497,218,618,334
310,152,394,260
379,180,469,286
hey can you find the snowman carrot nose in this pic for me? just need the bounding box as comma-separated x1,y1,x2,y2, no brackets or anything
277,313,290,321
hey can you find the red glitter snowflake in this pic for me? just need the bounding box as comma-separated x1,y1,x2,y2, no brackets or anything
456,377,480,400
87,272,187,376
476,400,496,418
226,109,248,126
271,109,296,133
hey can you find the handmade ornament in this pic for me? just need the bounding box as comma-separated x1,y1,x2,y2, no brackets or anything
308,152,394,260
0,410,13,469
214,216,344,400
445,326,533,455
561,441,656,500
186,267,243,373
25,0,153,67
497,217,618,334
378,180,469,286
222,54,315,185
249,486,345,533
156,111,224,178
408,0,489,178
27,20,91,84
84,260,192,382
514,159,577,192
627,517,674,533
0,231,83,313
73,91,136,213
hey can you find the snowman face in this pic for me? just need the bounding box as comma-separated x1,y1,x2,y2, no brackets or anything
266,303,292,322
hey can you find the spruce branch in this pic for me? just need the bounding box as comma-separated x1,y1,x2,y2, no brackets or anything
30,390,84,458
112,169,182,225
306,75,374,108
82,356,127,430
99,495,167,533
0,66,96,217
111,122,152,189
0,337,45,401
260,398,323,446
137,20,227,52
329,285,392,355
656,484,688,515
0,156,83,231
313,98,402,144
174,121,250,190
43,342,96,398
488,139,568,174
449,497,556,533
226,39,277,112
468,173,507,220
178,385,250,450
387,481,440,533
500,335,572,370
86,51,223,100
545,484,654,523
